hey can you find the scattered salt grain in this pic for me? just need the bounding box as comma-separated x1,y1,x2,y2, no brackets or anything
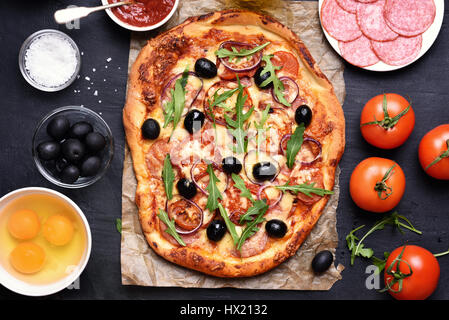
92,68,96,72
93,90,98,96
24,33,78,88
106,57,112,62
85,76,90,81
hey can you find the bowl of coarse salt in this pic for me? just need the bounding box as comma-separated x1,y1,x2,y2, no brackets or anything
19,29,81,92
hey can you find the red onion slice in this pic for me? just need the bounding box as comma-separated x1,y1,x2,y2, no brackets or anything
161,71,203,114
165,196,203,235
271,77,299,105
191,159,229,195
257,184,283,208
218,41,263,73
279,135,322,165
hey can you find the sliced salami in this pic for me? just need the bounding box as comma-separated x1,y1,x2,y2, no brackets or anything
339,36,380,67
356,0,399,41
335,0,358,13
371,35,422,66
321,0,362,42
384,0,436,37
355,0,378,3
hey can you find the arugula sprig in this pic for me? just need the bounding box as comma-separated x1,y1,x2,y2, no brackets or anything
275,180,334,198
162,154,175,200
163,68,189,137
285,123,305,169
215,42,270,62
205,163,223,212
346,211,422,266
254,104,271,153
157,208,186,246
217,203,239,246
224,77,254,154
237,200,269,251
231,173,255,203
260,55,290,107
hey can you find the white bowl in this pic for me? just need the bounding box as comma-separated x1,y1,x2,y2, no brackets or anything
0,187,92,296
101,0,179,32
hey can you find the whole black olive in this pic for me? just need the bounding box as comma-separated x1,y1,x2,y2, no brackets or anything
176,178,197,199
60,165,80,184
37,141,61,161
55,158,69,172
295,105,312,127
80,156,101,177
85,132,106,153
311,250,334,273
61,139,85,163
222,156,242,175
252,161,277,182
207,220,226,242
194,58,217,79
69,121,93,140
254,66,273,89
47,116,70,141
141,118,160,140
265,219,287,238
184,109,205,134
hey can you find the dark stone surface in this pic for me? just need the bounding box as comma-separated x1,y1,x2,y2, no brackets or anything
0,0,448,300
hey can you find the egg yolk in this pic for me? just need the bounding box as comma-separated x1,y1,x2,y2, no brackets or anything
10,242,46,274
7,209,40,240
42,214,74,246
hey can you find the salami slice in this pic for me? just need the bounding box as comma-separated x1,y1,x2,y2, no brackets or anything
335,0,358,13
371,35,422,66
384,0,436,37
356,0,399,41
339,36,380,67
355,0,378,3
321,0,362,42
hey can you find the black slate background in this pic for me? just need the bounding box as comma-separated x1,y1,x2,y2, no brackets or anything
0,0,448,300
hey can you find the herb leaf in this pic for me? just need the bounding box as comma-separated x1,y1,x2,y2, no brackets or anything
254,104,271,153
163,68,189,136
371,252,390,275
231,173,255,203
215,42,270,61
116,218,122,234
217,203,239,246
285,123,305,169
162,154,175,200
260,55,290,107
275,181,334,197
237,201,268,251
157,209,186,246
205,163,223,212
239,199,268,224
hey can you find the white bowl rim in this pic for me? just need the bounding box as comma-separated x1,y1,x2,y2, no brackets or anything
101,0,180,32
0,187,92,297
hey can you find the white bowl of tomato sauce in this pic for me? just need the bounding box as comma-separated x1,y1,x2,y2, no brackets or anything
102,0,179,32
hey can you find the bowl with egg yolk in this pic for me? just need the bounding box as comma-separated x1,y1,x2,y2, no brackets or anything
0,187,91,296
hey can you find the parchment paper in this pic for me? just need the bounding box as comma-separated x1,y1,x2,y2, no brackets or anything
121,0,345,290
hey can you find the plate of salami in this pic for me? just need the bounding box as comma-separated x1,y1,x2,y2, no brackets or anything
318,0,444,71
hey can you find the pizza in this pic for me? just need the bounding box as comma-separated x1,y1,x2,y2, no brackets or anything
123,10,345,278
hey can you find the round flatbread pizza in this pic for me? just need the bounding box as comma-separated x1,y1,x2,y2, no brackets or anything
123,10,345,278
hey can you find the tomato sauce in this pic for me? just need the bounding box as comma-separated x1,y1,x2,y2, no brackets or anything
108,0,175,27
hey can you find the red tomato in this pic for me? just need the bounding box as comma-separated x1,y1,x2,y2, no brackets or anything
418,124,449,180
272,51,299,77
349,157,405,213
384,245,440,300
360,93,415,149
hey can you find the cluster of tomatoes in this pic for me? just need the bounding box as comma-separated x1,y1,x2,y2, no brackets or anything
349,93,449,300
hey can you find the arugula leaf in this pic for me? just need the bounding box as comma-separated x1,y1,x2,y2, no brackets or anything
371,252,390,275
347,212,422,265
162,154,175,200
208,87,239,108
239,199,268,224
237,201,268,251
163,68,189,136
231,173,255,203
157,209,186,246
254,104,271,153
285,123,305,169
116,218,122,234
260,55,290,107
224,77,254,154
275,181,334,197
217,203,239,246
205,163,223,212
215,42,270,62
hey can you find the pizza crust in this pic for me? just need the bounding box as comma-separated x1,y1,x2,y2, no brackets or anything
123,10,345,277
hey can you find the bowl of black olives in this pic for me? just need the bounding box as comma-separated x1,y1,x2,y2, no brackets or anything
32,106,114,188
